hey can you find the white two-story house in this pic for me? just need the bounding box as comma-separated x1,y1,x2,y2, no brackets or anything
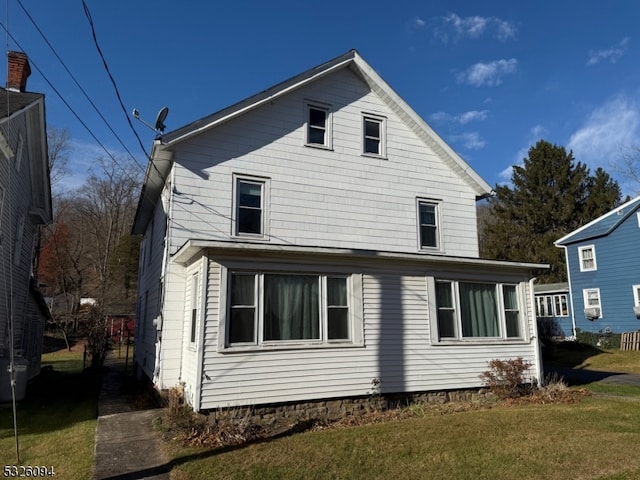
132,50,546,413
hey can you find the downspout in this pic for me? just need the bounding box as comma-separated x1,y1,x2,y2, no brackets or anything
562,245,578,338
529,276,544,386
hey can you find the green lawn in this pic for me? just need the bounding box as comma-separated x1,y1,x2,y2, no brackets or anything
166,343,640,480
0,345,99,480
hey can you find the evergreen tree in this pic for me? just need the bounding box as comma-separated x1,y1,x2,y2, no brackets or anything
481,140,624,282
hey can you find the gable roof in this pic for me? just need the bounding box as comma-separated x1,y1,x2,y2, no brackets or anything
555,195,640,246
133,50,493,233
0,87,43,118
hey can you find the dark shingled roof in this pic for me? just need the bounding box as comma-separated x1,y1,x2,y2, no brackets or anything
556,195,640,245
0,87,42,118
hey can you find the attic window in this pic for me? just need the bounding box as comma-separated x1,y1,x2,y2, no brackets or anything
362,114,386,157
233,174,270,238
305,101,332,149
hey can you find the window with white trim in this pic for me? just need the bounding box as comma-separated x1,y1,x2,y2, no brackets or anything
535,294,569,317
583,288,602,318
15,134,24,172
189,272,200,344
305,102,331,148
633,285,640,307
362,114,385,156
234,176,268,237
434,280,522,341
227,272,354,347
417,199,441,250
13,214,25,266
578,245,597,271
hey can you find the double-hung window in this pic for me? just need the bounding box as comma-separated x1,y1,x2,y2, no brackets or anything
305,102,331,148
362,114,385,157
189,272,200,344
417,199,441,250
578,245,597,271
234,176,268,237
226,272,354,347
634,285,640,308
583,288,602,319
434,280,522,341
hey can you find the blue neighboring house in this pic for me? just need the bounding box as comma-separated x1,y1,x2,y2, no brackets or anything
555,195,640,334
534,282,573,338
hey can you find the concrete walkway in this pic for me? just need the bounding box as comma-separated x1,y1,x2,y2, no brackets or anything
93,353,170,480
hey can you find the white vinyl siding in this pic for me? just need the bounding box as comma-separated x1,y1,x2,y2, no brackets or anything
168,68,480,258
195,259,536,410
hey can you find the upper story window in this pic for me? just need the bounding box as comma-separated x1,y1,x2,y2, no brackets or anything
578,245,597,272
234,175,269,237
15,134,24,172
434,280,522,342
417,199,441,250
362,114,386,157
305,101,332,149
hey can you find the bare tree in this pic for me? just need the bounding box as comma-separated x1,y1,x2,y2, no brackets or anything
615,146,640,195
47,127,71,189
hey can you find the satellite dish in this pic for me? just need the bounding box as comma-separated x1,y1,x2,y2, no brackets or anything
155,107,169,133
132,106,169,135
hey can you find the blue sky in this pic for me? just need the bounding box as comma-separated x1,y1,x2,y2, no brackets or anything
7,0,640,195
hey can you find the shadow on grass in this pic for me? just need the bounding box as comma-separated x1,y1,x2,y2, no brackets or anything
543,341,610,369
0,359,101,437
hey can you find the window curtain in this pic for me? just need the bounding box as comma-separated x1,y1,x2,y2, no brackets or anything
264,275,319,340
459,283,499,337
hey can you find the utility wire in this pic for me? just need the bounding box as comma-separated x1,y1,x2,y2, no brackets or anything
16,0,143,170
0,20,131,172
81,0,149,160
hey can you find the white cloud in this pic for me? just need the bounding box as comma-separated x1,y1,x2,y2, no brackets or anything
586,37,630,66
450,132,486,150
459,110,489,124
567,94,640,167
436,13,516,43
411,17,426,29
430,110,488,125
457,59,518,87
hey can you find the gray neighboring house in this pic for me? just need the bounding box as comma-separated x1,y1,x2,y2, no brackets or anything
0,52,52,401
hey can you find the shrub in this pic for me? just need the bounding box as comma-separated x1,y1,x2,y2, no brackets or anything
479,357,532,400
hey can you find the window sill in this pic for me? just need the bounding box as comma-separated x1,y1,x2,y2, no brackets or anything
361,152,387,160
418,247,445,255
231,233,270,242
219,341,365,354
433,338,529,346
305,143,333,151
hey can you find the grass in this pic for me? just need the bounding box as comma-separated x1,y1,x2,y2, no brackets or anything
0,343,99,480
164,342,640,480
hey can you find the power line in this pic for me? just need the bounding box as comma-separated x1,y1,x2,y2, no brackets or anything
0,20,135,173
16,0,144,170
81,0,149,160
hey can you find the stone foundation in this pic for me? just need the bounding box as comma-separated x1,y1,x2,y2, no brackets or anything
203,389,489,426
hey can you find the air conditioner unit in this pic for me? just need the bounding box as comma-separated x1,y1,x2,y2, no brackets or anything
584,308,601,320
634,306,640,319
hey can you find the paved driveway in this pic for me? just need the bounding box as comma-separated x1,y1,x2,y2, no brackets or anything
546,366,640,386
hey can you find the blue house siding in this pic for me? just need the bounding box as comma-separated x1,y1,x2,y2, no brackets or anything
557,197,640,334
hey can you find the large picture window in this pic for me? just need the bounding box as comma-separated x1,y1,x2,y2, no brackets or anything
434,280,522,341
227,272,352,347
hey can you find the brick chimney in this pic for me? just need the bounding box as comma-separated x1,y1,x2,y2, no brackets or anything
7,51,31,92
